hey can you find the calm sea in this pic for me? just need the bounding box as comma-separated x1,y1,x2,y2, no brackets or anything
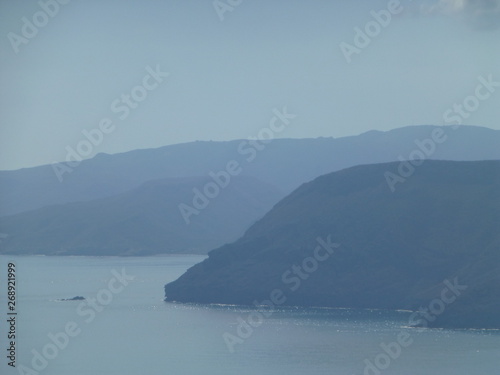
0,255,498,375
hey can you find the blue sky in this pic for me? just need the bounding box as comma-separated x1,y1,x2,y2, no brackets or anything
1,0,499,170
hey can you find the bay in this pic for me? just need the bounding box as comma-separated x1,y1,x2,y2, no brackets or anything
0,255,498,375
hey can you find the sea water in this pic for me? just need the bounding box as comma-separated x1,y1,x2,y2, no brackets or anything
0,255,498,375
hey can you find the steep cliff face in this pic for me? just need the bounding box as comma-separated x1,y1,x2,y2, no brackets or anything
164,160,500,328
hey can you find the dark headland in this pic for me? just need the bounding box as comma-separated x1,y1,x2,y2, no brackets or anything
165,160,500,329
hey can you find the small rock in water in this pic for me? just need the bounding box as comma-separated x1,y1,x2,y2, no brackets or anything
59,296,85,301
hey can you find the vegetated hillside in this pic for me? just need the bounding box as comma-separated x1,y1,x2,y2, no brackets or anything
0,176,282,255
1,125,500,217
164,160,500,328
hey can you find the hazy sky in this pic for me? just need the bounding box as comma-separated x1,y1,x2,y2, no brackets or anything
1,0,499,170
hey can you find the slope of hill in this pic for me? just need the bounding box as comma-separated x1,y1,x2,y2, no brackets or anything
0,176,282,255
1,125,500,217
164,160,500,328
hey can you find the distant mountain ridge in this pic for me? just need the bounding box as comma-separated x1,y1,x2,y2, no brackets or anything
164,160,500,329
0,175,281,255
1,125,500,257
1,125,499,217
